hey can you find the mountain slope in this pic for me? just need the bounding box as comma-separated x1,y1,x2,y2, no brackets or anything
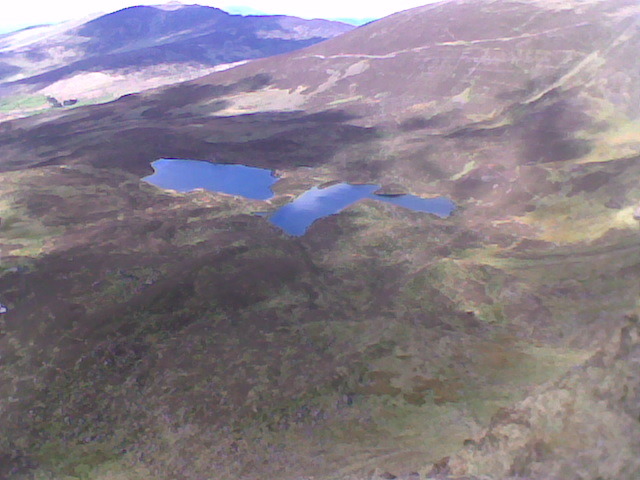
0,0,639,479
446,315,640,479
0,4,353,119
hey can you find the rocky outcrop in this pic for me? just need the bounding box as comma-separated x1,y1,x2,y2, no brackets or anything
437,315,640,479
374,183,408,196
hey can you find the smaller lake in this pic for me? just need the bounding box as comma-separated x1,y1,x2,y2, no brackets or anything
143,159,455,236
143,159,277,200
270,183,455,236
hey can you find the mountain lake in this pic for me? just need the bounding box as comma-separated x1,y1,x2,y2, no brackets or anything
143,159,456,236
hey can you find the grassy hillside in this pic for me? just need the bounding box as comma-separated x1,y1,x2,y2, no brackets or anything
1,0,640,478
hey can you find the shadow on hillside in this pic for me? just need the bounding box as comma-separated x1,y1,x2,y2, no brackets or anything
89,109,379,176
7,34,322,89
4,74,380,176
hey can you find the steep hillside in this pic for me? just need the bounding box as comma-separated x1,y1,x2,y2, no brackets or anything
0,4,353,120
0,0,639,479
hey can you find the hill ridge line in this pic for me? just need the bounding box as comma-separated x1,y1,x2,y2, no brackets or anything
523,15,640,104
301,21,596,62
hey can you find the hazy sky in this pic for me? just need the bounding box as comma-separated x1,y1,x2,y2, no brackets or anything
0,0,436,33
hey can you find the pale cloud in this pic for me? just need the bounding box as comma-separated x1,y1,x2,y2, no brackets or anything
0,0,436,33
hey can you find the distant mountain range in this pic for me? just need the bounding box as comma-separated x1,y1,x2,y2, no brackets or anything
223,6,376,26
0,3,354,119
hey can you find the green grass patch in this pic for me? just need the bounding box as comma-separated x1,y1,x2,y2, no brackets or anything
0,94,49,112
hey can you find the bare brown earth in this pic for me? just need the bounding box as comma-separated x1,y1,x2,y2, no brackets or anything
0,0,640,479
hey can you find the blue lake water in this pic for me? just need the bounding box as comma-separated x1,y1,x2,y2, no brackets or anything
143,159,455,236
270,183,455,236
143,159,277,200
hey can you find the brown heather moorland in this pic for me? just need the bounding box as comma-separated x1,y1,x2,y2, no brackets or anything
0,0,639,478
